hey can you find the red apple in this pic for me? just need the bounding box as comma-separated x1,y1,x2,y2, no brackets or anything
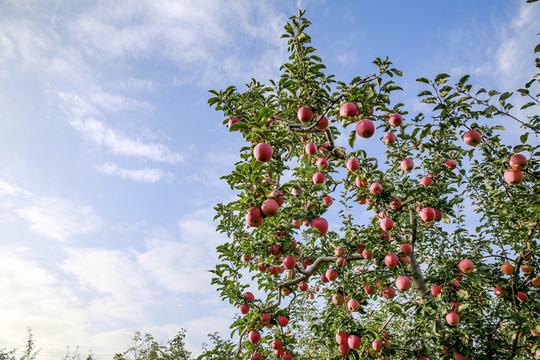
370,182,383,195
395,276,411,291
504,169,524,185
257,262,266,272
399,243,412,255
312,172,325,184
400,255,410,264
332,294,344,305
346,158,360,172
463,130,481,146
356,119,375,138
278,315,289,327
319,143,329,154
379,217,394,232
494,285,505,297
501,263,515,275
239,303,250,314
433,208,443,221
323,196,333,205
282,353,293,360
335,246,345,257
274,348,284,357
320,273,329,283
316,158,329,170
382,286,395,299
384,253,399,268
388,113,403,127
365,284,375,294
532,276,540,288
419,207,435,222
248,330,261,343
261,199,279,217
291,220,300,228
446,312,460,326
246,207,263,227
458,259,474,274
420,177,433,187
362,249,373,259
348,334,361,349
390,197,402,209
269,190,284,206
260,313,271,324
299,282,308,291
355,176,367,188
372,340,383,351
298,107,313,122
251,353,263,360
326,268,338,281
445,159,457,170
340,102,359,117
311,218,328,236
517,292,528,303
431,285,443,297
383,132,397,144
244,292,254,301
305,142,317,155
228,117,241,129
253,143,273,162
401,158,414,171
347,298,360,311
271,339,282,350
509,153,527,170
339,344,350,355
283,256,296,270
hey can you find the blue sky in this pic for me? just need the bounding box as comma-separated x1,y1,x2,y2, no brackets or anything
0,0,538,358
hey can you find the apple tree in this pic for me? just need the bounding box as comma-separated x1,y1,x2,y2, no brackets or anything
203,10,540,360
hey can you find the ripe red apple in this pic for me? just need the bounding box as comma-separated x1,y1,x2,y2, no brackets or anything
400,255,410,263
401,158,414,171
431,285,443,297
382,286,395,299
504,169,524,185
346,158,360,172
271,339,282,350
433,208,442,221
388,113,403,127
390,197,402,209
383,132,397,144
319,143,329,154
370,182,383,195
384,253,399,268
323,196,333,205
305,142,317,155
400,243,413,255
260,313,271,324
257,262,266,272
419,207,435,222
458,259,474,274
261,199,279,217
356,119,375,138
311,217,328,236
340,102,359,117
291,220,300,228
332,293,344,305
278,315,289,327
239,303,250,314
282,353,293,360
355,176,367,188
395,276,411,291
299,282,308,291
379,217,394,232
532,276,540,288
348,334,361,349
244,291,254,301
517,292,528,303
335,246,345,257
283,256,296,270
246,207,263,227
228,117,241,129
463,130,481,146
362,249,373,260
298,106,313,122
446,312,460,326
312,172,325,184
251,353,263,360
274,348,284,357
509,153,527,170
316,158,329,170
420,176,433,187
316,116,329,130
253,143,273,162
270,244,280,256
326,268,338,281
494,285,505,297
364,284,375,294
248,330,261,343
372,340,383,351
339,344,350,355
445,159,457,170
501,263,515,275
320,273,329,283
347,298,360,311
269,190,284,206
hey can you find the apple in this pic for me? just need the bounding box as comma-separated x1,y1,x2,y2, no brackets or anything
463,130,481,146
246,207,263,227
299,282,308,291
388,113,403,127
269,190,285,206
261,199,279,217
248,330,261,343
316,116,329,130
278,315,289,327
446,312,460,326
362,249,373,259
372,340,383,351
274,348,284,357
521,263,534,274
228,117,241,129
458,259,474,274
305,142,317,155
312,172,325,184
384,253,399,268
251,353,263,360
257,262,266,272
383,132,397,144
260,313,271,324
420,176,433,186
347,298,360,312
332,294,344,305
239,303,250,314
517,292,528,303
370,182,383,195
319,143,329,154
311,217,328,236
395,276,411,291
431,285,443,297
356,119,375,138
504,169,524,185
445,159,457,170
270,244,280,256
509,153,527,170
316,157,329,170
283,256,296,270
379,217,394,232
253,143,273,162
365,284,375,294
291,186,302,197
271,339,282,350
323,196,333,205
355,176,367,188
291,220,300,228
382,286,395,299
339,344,350,355
282,288,290,296
419,207,435,222
340,102,359,117
298,106,313,122
532,276,540,288
400,243,413,255
401,158,414,171
501,263,515,275
326,268,338,281
282,353,293,360
320,273,329,283
346,158,360,172
244,291,254,301
494,285,505,297
390,197,402,209
335,246,345,257
400,255,410,263
348,334,361,349
433,208,442,221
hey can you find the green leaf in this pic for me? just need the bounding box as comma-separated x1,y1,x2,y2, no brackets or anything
435,73,450,85
229,122,248,131
418,90,432,97
520,102,535,110
520,133,529,144
492,125,505,130
312,184,328,192
488,90,499,97
348,130,356,148
535,43,540,53
416,77,430,84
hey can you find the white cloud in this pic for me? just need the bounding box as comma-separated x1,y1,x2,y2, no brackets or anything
96,163,173,183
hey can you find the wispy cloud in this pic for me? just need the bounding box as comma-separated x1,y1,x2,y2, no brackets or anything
96,162,173,183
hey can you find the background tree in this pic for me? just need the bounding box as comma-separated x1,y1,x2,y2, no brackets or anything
114,330,192,360
19,328,40,360
204,8,539,360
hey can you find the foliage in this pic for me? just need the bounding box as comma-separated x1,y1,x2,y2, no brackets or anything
204,9,540,360
19,328,40,360
114,330,192,360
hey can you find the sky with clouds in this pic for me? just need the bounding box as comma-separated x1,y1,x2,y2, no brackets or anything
0,0,538,358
